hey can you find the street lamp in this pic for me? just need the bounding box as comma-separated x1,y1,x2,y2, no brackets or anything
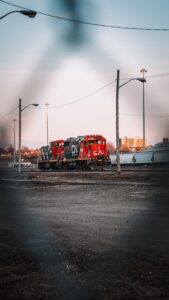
18,98,39,173
115,69,146,174
140,68,147,150
0,10,37,20
45,103,50,146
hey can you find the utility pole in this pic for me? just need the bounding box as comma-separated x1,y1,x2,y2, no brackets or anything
140,68,147,149
116,70,121,174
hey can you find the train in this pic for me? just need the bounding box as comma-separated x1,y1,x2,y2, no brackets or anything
38,134,110,170
38,136,169,170
110,142,169,165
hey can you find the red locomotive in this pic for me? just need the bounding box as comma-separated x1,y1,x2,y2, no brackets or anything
38,134,110,170
50,139,64,160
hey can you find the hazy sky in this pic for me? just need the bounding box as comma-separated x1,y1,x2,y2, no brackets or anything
0,0,169,148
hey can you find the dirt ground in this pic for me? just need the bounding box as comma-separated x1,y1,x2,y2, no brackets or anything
0,169,169,299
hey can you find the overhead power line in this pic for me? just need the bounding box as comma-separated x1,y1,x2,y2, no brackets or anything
121,113,169,118
0,106,18,120
0,71,168,118
145,73,169,79
147,115,169,118
0,80,115,118
36,79,116,110
120,72,169,81
1,0,169,32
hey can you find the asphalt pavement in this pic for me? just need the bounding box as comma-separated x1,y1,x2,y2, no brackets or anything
0,169,169,299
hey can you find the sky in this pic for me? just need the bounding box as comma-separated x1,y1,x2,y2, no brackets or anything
0,0,169,149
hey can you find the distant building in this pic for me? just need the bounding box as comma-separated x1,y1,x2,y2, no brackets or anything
154,137,169,149
120,136,146,152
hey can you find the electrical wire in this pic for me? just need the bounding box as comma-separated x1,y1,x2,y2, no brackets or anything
145,73,169,79
0,72,168,117
120,113,169,118
0,80,115,118
147,115,169,118
1,0,169,32
120,72,169,81
0,106,18,120
36,79,116,110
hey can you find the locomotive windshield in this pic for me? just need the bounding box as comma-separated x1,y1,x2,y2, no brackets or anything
87,138,106,144
96,139,102,144
51,142,59,146
89,139,94,144
51,141,64,147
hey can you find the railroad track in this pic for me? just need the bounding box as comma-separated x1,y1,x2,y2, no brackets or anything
2,167,169,175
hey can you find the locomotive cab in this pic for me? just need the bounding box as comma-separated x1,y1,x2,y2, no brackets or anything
79,135,109,160
50,140,64,160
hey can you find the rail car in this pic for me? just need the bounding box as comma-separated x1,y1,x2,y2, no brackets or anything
110,143,169,165
38,134,110,170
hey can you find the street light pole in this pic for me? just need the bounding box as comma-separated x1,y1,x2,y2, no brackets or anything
13,118,16,162
0,8,37,171
115,70,146,174
18,99,22,173
45,103,49,145
18,99,39,173
116,70,120,174
140,68,147,150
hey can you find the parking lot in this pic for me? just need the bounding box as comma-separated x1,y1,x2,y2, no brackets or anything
0,169,169,299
